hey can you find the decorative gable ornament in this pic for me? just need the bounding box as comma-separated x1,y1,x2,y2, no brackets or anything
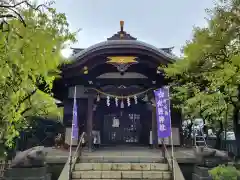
107,21,137,40
106,56,138,72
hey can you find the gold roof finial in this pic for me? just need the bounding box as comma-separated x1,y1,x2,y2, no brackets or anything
120,21,124,39
120,20,124,32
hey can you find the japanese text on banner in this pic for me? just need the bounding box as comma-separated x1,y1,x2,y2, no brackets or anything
154,87,171,138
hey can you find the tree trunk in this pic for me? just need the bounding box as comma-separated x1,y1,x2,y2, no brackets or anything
215,121,223,149
184,121,193,147
187,122,193,139
233,85,240,157
233,108,240,143
233,110,240,158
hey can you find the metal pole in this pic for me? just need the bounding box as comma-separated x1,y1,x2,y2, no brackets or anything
167,86,175,180
68,86,77,180
161,139,166,161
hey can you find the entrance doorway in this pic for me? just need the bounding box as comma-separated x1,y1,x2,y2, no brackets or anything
102,111,142,145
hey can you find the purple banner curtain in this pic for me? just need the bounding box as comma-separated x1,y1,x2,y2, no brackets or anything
72,93,78,139
154,87,171,138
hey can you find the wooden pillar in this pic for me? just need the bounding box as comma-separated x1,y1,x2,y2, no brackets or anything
152,106,158,148
87,95,94,152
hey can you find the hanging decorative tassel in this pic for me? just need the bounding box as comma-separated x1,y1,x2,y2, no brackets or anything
120,98,124,109
115,97,118,107
127,97,130,106
134,95,138,104
96,94,100,102
106,96,110,106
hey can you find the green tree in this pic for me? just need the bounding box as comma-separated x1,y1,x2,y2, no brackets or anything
0,0,76,154
163,0,240,147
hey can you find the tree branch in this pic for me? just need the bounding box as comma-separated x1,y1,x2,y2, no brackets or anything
15,89,37,112
0,0,48,10
0,0,50,31
20,107,31,116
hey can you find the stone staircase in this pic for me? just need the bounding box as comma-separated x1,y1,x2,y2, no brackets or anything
71,162,172,179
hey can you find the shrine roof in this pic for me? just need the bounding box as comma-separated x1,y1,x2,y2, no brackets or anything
70,40,176,61
71,46,175,58
68,21,177,63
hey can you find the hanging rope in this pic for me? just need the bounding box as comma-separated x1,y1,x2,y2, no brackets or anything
88,88,154,99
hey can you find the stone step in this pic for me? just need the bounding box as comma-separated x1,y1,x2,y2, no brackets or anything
192,173,212,180
72,170,171,179
74,163,169,171
72,179,169,180
79,156,165,163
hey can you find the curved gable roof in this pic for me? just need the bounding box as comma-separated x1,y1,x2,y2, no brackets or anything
67,21,177,68
70,40,177,62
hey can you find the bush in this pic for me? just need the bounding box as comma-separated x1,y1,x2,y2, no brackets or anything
209,165,240,180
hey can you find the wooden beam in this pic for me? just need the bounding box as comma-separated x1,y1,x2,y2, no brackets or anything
63,64,160,80
57,78,164,88
152,105,158,148
87,95,94,151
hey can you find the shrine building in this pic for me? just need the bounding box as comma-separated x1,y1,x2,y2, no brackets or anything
53,21,182,150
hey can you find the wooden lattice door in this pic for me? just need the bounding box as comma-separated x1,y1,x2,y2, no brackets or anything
103,111,141,145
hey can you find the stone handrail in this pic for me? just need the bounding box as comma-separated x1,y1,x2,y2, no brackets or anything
0,160,11,179
58,132,85,180
162,143,185,180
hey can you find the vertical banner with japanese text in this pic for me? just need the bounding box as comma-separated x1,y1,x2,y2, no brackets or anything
154,87,171,138
72,86,78,139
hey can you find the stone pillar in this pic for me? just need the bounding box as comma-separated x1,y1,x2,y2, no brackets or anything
152,106,158,148
87,95,94,152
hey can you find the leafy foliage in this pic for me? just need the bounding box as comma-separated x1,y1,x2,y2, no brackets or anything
0,0,76,153
209,165,240,180
164,0,240,131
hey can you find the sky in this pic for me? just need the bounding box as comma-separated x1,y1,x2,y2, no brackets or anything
38,0,215,57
